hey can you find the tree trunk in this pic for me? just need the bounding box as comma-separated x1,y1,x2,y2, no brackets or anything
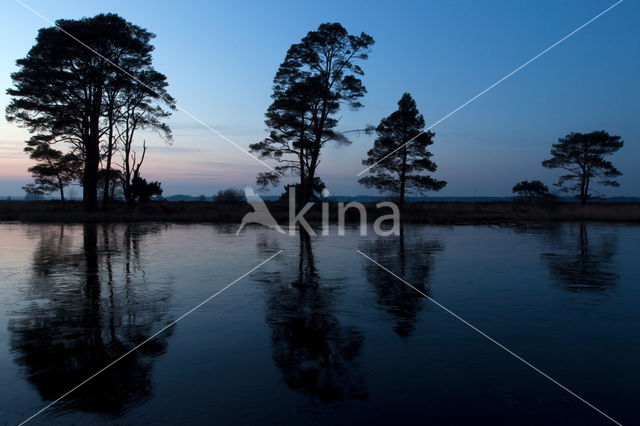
399,177,406,209
58,177,65,203
83,86,103,212
124,133,132,205
303,166,316,206
399,145,408,210
579,181,587,205
102,154,112,207
83,141,99,212
578,164,588,205
102,106,115,208
582,173,590,205
298,154,306,211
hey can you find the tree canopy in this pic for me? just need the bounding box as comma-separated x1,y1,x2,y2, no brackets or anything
512,180,556,202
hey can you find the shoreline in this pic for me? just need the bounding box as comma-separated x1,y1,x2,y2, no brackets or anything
1,200,639,224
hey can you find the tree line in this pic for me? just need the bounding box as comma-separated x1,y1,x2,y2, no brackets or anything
6,16,624,210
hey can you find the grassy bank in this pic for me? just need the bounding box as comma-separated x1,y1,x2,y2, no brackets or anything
1,200,639,224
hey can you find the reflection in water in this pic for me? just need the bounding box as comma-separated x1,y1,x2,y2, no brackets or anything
362,227,443,337
0,223,637,424
263,230,368,403
542,223,619,293
9,224,174,418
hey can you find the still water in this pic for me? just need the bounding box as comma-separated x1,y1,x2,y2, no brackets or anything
0,223,638,425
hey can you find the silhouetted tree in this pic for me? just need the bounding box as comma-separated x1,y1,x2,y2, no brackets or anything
6,14,174,211
213,188,245,203
127,176,162,203
512,180,556,203
541,131,623,204
119,140,162,205
359,93,446,207
24,137,81,202
250,23,374,204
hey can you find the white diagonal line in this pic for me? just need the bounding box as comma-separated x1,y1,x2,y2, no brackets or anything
356,249,623,426
18,250,284,426
356,0,624,177
15,0,283,176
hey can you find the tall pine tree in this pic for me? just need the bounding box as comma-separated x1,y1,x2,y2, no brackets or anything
250,23,374,204
359,93,446,206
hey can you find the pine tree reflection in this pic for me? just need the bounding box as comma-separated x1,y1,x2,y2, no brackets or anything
542,223,619,293
362,227,443,337
9,223,173,418
263,230,368,403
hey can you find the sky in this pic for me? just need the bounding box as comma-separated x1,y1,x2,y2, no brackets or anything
0,0,638,197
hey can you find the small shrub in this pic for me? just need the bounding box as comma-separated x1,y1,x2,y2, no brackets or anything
213,188,245,203
512,180,557,203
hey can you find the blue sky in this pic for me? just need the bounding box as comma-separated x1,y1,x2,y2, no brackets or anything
1,0,638,197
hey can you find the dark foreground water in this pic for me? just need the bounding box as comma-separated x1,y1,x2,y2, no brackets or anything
0,223,638,425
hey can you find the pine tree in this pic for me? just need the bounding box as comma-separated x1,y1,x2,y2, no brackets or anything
250,23,374,204
359,93,446,206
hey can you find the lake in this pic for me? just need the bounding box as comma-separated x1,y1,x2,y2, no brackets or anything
0,223,638,425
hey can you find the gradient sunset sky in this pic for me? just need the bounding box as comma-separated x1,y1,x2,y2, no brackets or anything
1,0,638,197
